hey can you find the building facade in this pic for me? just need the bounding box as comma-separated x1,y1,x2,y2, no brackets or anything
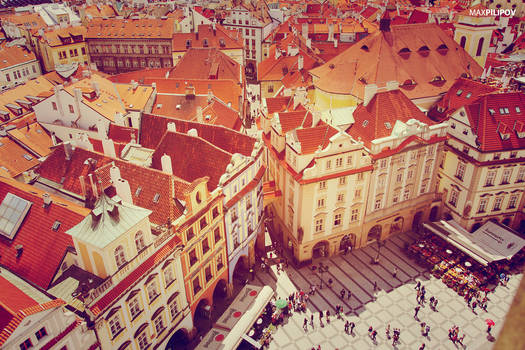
438,92,525,233
0,42,41,91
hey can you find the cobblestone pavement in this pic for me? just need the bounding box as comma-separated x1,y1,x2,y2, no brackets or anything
249,231,522,350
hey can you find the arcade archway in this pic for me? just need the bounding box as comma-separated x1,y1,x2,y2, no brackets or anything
312,241,329,259
367,225,382,243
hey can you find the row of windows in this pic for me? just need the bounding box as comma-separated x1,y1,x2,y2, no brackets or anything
5,65,37,83
317,173,364,191
316,188,362,209
91,44,170,55
58,47,86,59
192,253,225,296
314,208,360,233
19,327,48,350
115,231,147,269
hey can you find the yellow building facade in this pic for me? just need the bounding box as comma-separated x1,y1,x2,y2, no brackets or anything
454,10,497,68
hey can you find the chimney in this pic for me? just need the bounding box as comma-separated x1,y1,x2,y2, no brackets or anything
207,89,213,103
297,55,304,70
196,106,203,123
109,165,121,184
363,84,378,106
167,122,176,132
79,175,86,198
334,39,338,48
42,193,52,207
115,178,132,204
91,81,100,97
102,138,117,158
301,23,308,39
161,154,173,174
312,110,321,126
386,80,399,91
275,48,281,60
88,173,98,199
328,22,334,41
212,21,216,35
96,119,107,139
74,87,82,111
306,38,312,49
187,128,198,137
64,141,74,160
131,81,138,91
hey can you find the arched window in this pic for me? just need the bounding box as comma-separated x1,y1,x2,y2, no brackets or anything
135,231,145,252
476,37,484,56
115,245,126,268
459,36,466,49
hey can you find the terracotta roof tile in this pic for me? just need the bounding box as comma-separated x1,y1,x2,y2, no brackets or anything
0,177,89,289
0,136,40,177
172,24,243,51
86,17,175,40
310,23,483,102
0,276,37,319
277,110,313,134
294,124,338,154
82,4,117,18
0,42,37,70
7,122,54,158
36,147,180,225
349,89,434,148
107,124,137,144
35,26,87,47
464,92,525,152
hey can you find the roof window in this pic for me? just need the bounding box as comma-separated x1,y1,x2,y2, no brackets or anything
135,186,142,196
499,107,510,114
418,46,430,57
465,92,472,99
398,47,411,59
516,106,521,113
456,89,463,96
436,44,448,55
23,154,33,161
52,220,61,231
385,122,392,129
0,193,32,240
362,120,369,127
153,193,160,203
488,108,496,115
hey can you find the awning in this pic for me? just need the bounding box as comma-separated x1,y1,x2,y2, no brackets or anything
423,220,525,266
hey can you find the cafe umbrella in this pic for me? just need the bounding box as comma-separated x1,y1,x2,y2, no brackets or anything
275,299,288,309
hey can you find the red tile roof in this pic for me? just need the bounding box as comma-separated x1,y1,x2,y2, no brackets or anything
294,124,338,154
350,89,434,148
106,68,171,84
89,235,182,316
0,299,65,346
107,124,137,144
0,178,89,289
172,24,243,51
407,9,429,24
277,110,313,134
0,276,37,330
0,136,40,177
463,92,525,152
0,42,37,70
140,113,255,156
361,6,379,19
36,147,181,225
169,48,241,83
152,131,233,191
86,17,175,40
310,23,483,102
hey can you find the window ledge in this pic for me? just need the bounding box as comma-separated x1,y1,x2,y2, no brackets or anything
130,309,144,322
149,294,160,305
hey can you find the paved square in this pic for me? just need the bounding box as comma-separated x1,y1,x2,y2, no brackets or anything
249,232,522,349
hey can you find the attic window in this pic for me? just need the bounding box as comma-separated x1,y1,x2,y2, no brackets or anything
418,46,430,57
203,38,209,47
23,154,33,161
186,40,192,48
135,187,142,196
360,45,369,52
219,39,226,47
465,92,472,99
398,47,411,58
499,107,510,114
516,107,521,113
52,220,61,231
436,44,448,55
362,120,369,127
153,193,160,203
456,89,463,96
385,122,392,129
488,108,496,115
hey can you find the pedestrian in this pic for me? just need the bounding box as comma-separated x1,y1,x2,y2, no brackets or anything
421,285,425,294
386,324,391,339
425,325,430,337
393,267,398,278
326,310,330,323
487,324,492,333
317,345,321,350
373,281,378,291
310,313,314,326
429,296,435,308
368,326,373,336
434,298,438,310
344,320,349,333
419,344,426,350
415,281,421,290
328,278,333,287
350,321,355,334
372,329,377,341
303,317,308,332
458,333,465,345
420,292,425,304
347,290,352,300
420,322,426,335
414,306,420,319
472,300,477,312
340,289,346,299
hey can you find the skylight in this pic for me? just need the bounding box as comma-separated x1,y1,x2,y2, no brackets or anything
52,220,61,231
488,108,496,115
362,120,369,127
516,107,521,113
465,92,472,99
23,154,33,161
385,122,392,129
153,193,160,203
0,193,32,240
135,186,142,196
456,89,463,96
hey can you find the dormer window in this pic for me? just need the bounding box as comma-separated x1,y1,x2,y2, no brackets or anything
5,103,22,116
436,44,448,55
465,92,472,99
398,47,411,59
418,46,430,57
488,108,496,115
499,107,510,114
0,110,9,121
360,44,369,52
456,89,463,96
219,39,225,47
203,38,209,47
516,106,521,113
186,39,192,48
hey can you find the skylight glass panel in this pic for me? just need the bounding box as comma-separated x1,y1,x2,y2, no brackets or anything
0,193,32,240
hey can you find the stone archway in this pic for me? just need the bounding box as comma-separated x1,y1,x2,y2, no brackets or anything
390,217,404,234
212,279,228,304
232,256,249,285
429,206,439,222
339,234,356,252
412,211,424,232
312,241,329,259
367,225,382,243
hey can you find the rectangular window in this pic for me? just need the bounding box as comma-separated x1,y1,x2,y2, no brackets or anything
205,265,213,282
202,237,210,255
186,227,194,241
374,199,382,210
493,196,503,211
337,193,345,202
357,173,364,181
20,338,32,350
317,198,325,208
354,189,361,198
212,206,219,219
35,327,47,340
407,169,414,180
396,172,403,183
485,171,496,186
169,299,178,319
377,175,386,188
217,254,224,270
6,73,10,82
68,104,74,114
517,167,525,182
380,159,387,168
189,249,198,266
334,213,342,227
52,102,57,110
403,189,410,201
449,189,459,207
351,208,359,222
214,227,221,244
319,181,326,190
315,218,323,232
192,277,201,295
137,331,148,350
108,314,123,338
267,85,273,93
326,160,331,170
508,195,518,209
420,182,427,194
164,266,175,287
339,176,346,185
455,162,466,180
336,157,343,167
147,281,159,303
200,217,208,229
154,315,165,334
393,192,399,203
129,297,142,319
347,155,353,166
478,199,488,213
81,47,86,55
502,169,512,184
